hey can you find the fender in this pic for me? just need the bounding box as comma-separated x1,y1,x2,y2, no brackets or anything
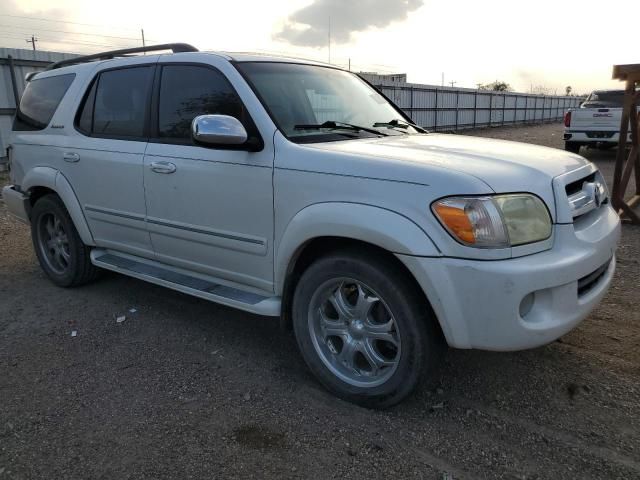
22,166,95,246
275,202,440,293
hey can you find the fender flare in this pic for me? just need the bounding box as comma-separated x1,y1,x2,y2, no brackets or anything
22,167,95,246
275,202,440,293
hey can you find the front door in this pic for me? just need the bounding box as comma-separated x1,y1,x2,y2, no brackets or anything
142,63,274,293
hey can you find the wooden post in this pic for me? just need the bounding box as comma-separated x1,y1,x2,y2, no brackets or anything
612,64,640,224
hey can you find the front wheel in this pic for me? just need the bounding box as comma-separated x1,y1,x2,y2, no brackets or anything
292,250,442,408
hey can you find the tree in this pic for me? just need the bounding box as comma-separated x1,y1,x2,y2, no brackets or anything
565,86,572,95
479,81,512,92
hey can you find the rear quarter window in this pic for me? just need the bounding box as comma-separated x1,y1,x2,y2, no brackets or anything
13,73,75,131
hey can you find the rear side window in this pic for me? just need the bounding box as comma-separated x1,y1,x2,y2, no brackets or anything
76,66,153,138
157,65,245,139
13,73,75,131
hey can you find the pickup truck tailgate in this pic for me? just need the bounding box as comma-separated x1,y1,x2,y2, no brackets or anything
569,108,622,129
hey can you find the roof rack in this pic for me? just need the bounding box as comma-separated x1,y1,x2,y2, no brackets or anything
45,43,198,71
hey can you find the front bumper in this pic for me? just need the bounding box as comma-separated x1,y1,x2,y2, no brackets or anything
398,205,621,351
1,185,30,224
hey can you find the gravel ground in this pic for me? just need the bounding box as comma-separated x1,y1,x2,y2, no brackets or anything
1,123,639,480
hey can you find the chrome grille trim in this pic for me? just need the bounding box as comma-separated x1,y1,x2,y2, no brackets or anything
567,180,608,218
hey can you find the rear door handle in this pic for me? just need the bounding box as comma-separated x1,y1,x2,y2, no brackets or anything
150,161,177,174
63,152,80,163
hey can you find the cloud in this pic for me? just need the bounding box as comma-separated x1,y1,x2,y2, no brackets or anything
274,0,424,47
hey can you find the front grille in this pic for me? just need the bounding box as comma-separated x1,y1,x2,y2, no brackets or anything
564,172,607,220
565,173,595,197
577,259,611,296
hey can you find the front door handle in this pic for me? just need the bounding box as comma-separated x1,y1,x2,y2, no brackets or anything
150,161,177,174
63,152,80,163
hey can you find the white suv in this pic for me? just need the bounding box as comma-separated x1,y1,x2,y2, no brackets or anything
2,44,620,407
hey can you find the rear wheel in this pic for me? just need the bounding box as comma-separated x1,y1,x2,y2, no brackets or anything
292,250,442,408
31,194,99,287
564,142,581,153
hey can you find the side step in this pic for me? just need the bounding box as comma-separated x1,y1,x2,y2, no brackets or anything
91,250,281,316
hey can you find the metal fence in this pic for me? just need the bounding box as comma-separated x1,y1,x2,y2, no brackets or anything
371,82,582,131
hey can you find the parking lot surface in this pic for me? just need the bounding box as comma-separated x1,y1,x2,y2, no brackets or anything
1,123,638,479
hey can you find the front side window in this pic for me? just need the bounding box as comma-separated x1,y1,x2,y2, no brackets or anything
157,65,245,139
14,73,75,131
77,66,153,138
235,62,420,143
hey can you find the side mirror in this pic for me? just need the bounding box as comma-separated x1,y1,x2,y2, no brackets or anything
191,114,248,146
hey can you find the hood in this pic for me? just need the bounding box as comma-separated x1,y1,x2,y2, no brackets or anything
310,133,589,192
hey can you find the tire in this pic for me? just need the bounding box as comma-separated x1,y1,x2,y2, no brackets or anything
292,249,443,408
564,142,581,153
30,194,99,287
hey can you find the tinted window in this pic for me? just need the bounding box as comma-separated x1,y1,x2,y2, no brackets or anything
79,66,153,138
77,80,97,134
582,90,625,108
14,73,75,131
158,65,244,139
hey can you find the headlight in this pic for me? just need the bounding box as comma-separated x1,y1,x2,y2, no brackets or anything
432,194,551,248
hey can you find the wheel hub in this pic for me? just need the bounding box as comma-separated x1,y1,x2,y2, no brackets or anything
349,319,365,338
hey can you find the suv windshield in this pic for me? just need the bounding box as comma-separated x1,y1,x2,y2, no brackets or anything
236,62,422,143
582,90,625,108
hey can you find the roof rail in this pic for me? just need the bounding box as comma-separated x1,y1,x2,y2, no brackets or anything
45,43,198,71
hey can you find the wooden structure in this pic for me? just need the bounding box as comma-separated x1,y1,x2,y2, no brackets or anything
612,64,640,224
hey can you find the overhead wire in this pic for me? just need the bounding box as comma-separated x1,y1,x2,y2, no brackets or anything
0,13,141,31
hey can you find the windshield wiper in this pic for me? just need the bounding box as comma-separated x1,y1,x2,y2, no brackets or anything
373,119,427,133
294,120,388,137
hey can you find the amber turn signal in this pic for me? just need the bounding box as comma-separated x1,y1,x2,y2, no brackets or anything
432,203,476,244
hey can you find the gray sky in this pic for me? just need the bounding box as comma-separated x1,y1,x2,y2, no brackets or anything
1,0,637,94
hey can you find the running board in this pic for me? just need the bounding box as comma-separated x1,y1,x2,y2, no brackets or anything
90,250,281,316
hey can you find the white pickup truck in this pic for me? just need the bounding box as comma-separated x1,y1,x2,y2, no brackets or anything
563,89,630,153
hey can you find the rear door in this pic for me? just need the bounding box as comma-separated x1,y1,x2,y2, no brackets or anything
142,62,274,293
64,63,155,258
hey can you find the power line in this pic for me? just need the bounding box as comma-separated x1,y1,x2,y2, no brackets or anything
0,33,129,49
0,23,154,42
0,13,140,32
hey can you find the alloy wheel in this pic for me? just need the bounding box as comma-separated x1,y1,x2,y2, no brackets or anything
308,278,401,388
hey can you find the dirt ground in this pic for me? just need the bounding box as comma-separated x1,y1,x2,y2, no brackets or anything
1,123,638,480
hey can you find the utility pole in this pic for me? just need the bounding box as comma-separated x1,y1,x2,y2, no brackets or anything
449,81,457,87
26,35,38,51
441,72,444,87
348,58,351,71
327,16,331,64
141,28,146,54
